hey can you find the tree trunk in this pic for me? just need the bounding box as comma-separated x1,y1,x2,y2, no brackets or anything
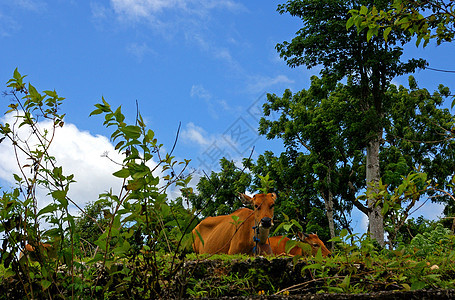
366,136,384,247
323,167,336,250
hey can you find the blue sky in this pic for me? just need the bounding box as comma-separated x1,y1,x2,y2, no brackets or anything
1,0,454,234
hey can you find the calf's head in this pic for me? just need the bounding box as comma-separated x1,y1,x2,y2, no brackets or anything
298,232,331,257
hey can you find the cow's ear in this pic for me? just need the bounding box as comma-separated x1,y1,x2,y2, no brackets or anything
238,193,253,205
270,192,277,200
297,232,309,241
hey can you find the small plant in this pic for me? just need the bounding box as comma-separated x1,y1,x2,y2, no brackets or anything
0,69,196,299
406,223,454,257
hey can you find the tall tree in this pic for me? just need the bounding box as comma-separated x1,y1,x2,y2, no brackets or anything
246,149,337,242
260,73,454,247
275,0,427,245
257,76,364,243
186,158,252,218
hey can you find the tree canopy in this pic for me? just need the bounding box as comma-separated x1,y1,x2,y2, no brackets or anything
263,0,454,246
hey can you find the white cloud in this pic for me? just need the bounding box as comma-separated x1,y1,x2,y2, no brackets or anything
15,0,46,11
190,84,211,100
0,11,18,37
90,2,110,21
181,121,241,151
181,121,256,173
90,0,245,64
108,0,244,21
110,0,176,19
126,42,155,61
0,0,46,37
181,122,211,147
0,113,164,217
246,74,295,94
190,84,239,118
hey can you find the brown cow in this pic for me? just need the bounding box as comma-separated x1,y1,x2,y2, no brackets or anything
268,232,331,257
192,193,276,255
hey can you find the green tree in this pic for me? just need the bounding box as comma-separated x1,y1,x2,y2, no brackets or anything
273,0,431,246
260,76,453,248
246,150,335,242
74,200,111,256
255,77,367,243
348,0,455,46
186,158,252,218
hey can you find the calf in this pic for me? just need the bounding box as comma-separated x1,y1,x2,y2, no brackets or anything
268,232,331,257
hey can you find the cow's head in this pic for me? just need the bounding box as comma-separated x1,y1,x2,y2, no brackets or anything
298,232,331,257
239,192,276,233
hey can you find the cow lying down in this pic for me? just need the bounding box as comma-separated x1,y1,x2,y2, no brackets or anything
192,193,276,255
268,232,331,257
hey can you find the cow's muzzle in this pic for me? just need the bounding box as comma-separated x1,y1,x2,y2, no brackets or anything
260,217,272,229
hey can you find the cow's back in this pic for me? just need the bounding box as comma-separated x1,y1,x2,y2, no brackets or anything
192,208,254,255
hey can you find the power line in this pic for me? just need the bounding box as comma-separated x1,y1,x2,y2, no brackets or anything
425,67,455,73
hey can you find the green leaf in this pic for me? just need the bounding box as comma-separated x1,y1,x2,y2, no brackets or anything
41,280,52,291
146,129,155,141
359,5,368,15
113,168,130,178
89,108,103,116
285,239,298,253
383,27,392,41
161,203,171,217
51,190,67,202
303,262,322,271
367,28,374,41
340,228,348,237
346,16,355,30
401,283,411,291
38,204,56,217
291,219,303,231
195,229,204,247
410,281,427,290
123,125,142,139
339,274,351,290
230,215,240,225
13,174,22,182
283,224,292,232
115,141,125,150
126,178,145,190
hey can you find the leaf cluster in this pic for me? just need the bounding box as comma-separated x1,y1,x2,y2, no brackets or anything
348,0,455,46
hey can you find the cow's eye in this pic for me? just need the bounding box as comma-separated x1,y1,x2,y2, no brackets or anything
255,204,260,210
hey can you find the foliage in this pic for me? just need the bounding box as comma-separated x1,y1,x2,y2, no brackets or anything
180,228,455,297
258,65,453,245
0,69,78,299
406,223,454,257
256,173,275,194
186,272,253,298
185,158,252,218
359,171,433,248
275,228,455,295
247,150,334,242
73,201,111,257
0,69,196,299
273,0,435,246
347,0,455,46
